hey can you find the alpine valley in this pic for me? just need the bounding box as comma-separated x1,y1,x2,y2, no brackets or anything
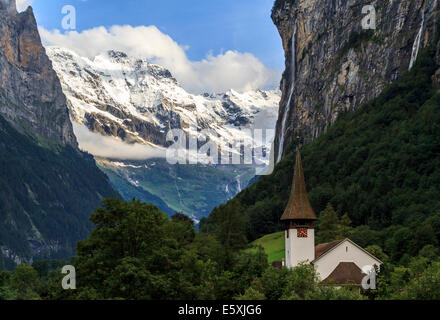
1,0,440,301
46,47,281,219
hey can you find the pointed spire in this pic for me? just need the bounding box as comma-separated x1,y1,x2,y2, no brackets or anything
281,150,317,221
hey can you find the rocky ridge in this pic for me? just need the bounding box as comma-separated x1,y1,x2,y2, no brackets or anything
0,0,77,147
272,0,440,161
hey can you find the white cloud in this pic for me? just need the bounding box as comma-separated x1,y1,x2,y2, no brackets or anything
72,122,167,160
192,51,278,93
16,0,32,12
39,25,279,93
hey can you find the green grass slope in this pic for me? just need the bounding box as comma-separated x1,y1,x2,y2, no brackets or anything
248,231,284,263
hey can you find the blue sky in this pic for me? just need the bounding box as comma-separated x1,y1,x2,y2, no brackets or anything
31,0,284,71
23,0,284,93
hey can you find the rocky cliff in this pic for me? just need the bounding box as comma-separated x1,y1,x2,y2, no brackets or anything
272,0,440,162
0,1,118,267
0,0,77,146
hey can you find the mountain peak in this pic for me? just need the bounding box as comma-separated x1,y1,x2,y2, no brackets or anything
47,46,280,160
107,50,129,60
93,49,177,81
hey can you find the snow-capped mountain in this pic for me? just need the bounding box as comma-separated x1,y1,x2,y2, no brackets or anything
46,46,280,219
47,47,280,165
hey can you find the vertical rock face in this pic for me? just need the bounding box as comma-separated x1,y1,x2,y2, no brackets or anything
272,0,440,161
0,1,77,147
0,0,16,14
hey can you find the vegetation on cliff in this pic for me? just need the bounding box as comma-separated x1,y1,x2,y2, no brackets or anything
0,115,119,268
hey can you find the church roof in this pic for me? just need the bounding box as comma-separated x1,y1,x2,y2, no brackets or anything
314,240,344,260
281,151,317,221
312,238,383,265
322,262,365,285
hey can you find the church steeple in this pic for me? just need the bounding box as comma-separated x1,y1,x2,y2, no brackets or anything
281,150,317,221
282,150,317,269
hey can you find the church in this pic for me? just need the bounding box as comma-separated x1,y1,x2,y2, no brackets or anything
280,151,382,286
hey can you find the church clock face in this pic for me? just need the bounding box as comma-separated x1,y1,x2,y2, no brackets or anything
297,228,308,238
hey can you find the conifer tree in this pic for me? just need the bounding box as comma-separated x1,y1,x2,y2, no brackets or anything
316,204,340,243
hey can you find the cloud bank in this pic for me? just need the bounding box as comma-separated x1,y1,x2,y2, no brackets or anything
72,123,166,160
40,25,279,94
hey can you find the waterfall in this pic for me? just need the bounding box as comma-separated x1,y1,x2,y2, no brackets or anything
277,22,297,163
409,10,425,70
236,175,242,193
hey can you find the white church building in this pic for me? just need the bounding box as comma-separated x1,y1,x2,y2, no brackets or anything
280,151,382,285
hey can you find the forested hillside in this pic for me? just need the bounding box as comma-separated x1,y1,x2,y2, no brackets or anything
0,115,119,269
200,46,440,265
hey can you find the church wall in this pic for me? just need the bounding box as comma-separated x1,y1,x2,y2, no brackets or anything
286,228,315,268
285,230,291,267
313,240,381,281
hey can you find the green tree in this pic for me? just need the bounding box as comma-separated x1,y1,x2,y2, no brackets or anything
235,278,266,300
0,270,15,300
261,266,289,300
216,200,247,260
316,204,340,243
73,198,171,299
282,263,318,300
385,227,412,262
63,198,240,300
418,244,440,261
0,270,11,287
395,262,440,299
9,264,41,300
365,245,389,263
409,224,438,256
339,213,353,238
307,285,366,300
